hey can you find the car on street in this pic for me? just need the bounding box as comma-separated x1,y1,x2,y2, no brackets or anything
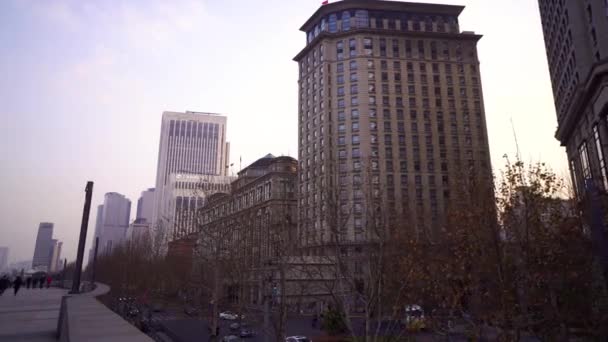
222,335,240,342
184,306,199,316
240,329,255,338
403,304,427,331
220,311,240,320
229,322,240,330
286,336,311,342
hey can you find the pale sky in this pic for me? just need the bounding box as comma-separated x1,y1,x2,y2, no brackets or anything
0,0,567,264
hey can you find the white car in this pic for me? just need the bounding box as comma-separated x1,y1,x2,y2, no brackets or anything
222,335,240,342
286,336,311,342
220,311,243,320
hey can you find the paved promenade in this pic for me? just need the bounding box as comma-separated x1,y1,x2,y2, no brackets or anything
0,287,67,341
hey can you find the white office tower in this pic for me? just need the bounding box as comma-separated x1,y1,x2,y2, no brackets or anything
49,240,62,272
32,222,54,271
94,192,131,255
152,111,231,239
136,188,155,223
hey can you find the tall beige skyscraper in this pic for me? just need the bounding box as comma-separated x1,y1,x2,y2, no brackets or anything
537,1,608,196
294,0,492,251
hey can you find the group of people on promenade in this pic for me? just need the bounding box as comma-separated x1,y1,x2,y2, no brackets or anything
0,274,53,296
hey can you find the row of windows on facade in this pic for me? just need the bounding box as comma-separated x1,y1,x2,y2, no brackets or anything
174,181,231,191
301,112,484,152
300,60,478,101
302,105,483,126
299,193,445,226
301,38,473,74
571,123,608,196
200,180,295,223
301,62,475,100
332,59,477,77
300,123,483,154
299,142,485,175
301,75,480,112
300,137,484,167
300,62,478,105
299,195,444,223
334,38,474,62
306,9,459,44
168,120,220,139
300,92,481,123
332,64,475,84
298,150,482,184
300,109,485,149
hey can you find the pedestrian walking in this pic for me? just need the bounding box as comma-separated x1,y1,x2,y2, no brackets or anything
13,276,23,296
26,277,32,289
46,275,52,288
0,275,9,296
39,277,44,289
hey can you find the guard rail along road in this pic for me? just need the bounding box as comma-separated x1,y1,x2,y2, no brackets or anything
56,282,153,342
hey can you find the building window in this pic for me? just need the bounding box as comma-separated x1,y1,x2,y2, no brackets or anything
342,11,351,31
352,109,359,119
593,124,608,190
329,14,338,33
376,40,386,58
364,38,373,56
349,38,357,57
337,40,344,60
350,60,357,70
570,159,579,195
580,142,592,181
337,63,344,73
355,10,369,28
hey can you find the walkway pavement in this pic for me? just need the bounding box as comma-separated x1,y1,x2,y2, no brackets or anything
0,287,67,341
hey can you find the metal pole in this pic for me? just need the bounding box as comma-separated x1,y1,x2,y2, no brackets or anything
91,237,99,284
70,181,93,294
62,258,67,289
264,294,270,342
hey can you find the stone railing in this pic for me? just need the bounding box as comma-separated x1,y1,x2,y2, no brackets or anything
56,283,153,342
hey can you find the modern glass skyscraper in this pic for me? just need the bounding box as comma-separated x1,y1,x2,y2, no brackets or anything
32,222,54,270
294,0,492,251
152,111,231,237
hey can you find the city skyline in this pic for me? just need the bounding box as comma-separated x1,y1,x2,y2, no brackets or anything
0,0,566,263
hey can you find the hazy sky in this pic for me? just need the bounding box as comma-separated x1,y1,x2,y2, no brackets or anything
0,0,566,264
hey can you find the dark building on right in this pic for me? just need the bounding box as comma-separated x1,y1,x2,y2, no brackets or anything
537,1,608,195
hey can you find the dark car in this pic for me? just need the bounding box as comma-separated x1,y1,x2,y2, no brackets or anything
240,329,255,338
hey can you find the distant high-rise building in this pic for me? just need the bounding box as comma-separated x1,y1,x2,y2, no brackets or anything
93,193,131,255
153,111,231,238
0,247,8,272
136,188,155,223
294,0,493,250
50,240,62,273
32,222,54,271
537,1,608,196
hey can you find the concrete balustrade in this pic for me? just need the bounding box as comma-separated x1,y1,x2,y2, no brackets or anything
57,283,153,342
